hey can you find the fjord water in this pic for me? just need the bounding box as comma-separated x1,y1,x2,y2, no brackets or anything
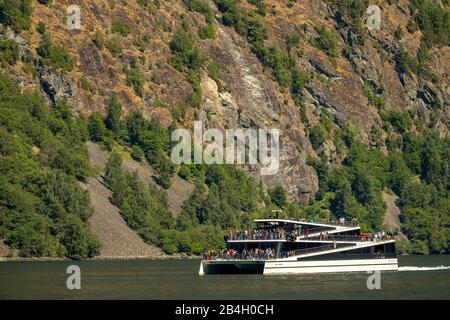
0,255,449,299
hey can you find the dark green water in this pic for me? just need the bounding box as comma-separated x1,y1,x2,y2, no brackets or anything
0,255,449,299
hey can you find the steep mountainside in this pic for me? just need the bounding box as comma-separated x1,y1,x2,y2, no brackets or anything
0,0,449,257
1,0,448,201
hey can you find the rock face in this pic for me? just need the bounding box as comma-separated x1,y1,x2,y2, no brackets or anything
382,192,402,231
1,0,448,202
38,66,73,104
199,23,318,202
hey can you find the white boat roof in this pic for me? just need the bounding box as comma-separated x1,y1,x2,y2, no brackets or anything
254,218,359,229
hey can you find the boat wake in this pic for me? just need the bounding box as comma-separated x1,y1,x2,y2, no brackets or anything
399,265,450,272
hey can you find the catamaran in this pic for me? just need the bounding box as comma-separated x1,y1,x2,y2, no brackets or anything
199,218,398,275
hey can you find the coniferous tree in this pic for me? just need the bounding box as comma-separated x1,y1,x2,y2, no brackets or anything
105,94,122,136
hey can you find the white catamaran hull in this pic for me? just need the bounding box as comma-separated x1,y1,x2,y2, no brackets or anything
200,258,398,275
263,258,398,274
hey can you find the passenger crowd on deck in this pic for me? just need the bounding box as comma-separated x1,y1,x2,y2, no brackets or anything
205,248,275,261
205,218,395,260
227,228,290,241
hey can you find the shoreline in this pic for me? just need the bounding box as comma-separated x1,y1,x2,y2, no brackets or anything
0,253,428,263
0,254,202,262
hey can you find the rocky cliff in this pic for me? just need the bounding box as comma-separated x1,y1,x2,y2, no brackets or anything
1,0,448,202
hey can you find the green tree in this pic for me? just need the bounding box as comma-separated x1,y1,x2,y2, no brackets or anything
88,112,107,142
0,0,32,32
313,26,339,58
111,20,130,37
0,39,19,65
105,94,122,135
36,33,73,71
269,185,287,208
170,29,204,72
0,74,100,259
131,145,144,162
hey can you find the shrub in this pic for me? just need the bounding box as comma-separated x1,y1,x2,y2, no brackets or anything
93,31,105,50
248,0,266,16
0,0,32,32
131,145,144,161
363,81,384,109
395,50,420,75
186,71,202,107
178,164,192,180
286,33,300,50
156,170,173,189
381,111,412,133
0,39,19,65
269,185,288,208
105,35,122,57
125,67,145,97
36,21,46,34
137,0,149,8
134,34,150,51
291,68,310,96
184,0,214,23
88,112,107,142
309,124,326,150
78,76,95,93
412,0,450,47
207,62,221,79
253,44,291,87
170,30,204,72
184,0,210,14
36,34,73,72
313,26,339,57
198,24,215,39
105,94,122,135
111,20,130,37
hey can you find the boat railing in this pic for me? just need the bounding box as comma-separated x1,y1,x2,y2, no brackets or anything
308,234,393,242
228,234,288,241
313,220,360,227
204,253,273,261
227,233,393,242
204,243,355,261
279,242,355,258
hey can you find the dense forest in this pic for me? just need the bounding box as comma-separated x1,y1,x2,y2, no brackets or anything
306,109,450,254
0,74,100,258
91,93,449,255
